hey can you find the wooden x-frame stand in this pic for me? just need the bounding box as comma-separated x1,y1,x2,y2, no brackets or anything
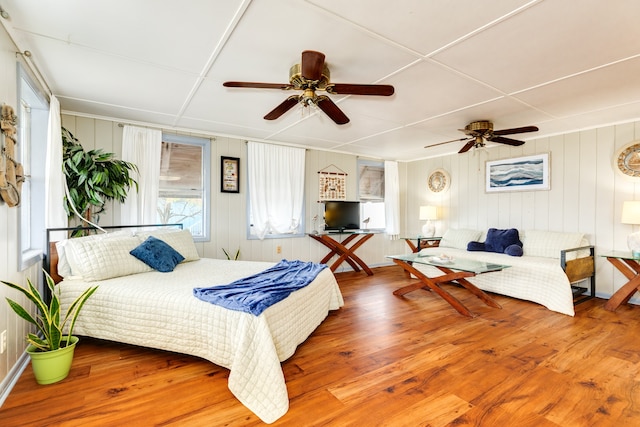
308,232,374,275
391,258,502,317
604,256,640,311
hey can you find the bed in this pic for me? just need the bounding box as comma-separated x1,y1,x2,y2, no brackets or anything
47,225,344,424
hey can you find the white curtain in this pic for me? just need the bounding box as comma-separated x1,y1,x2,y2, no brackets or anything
45,95,68,241
248,141,305,239
120,125,162,225
384,160,400,239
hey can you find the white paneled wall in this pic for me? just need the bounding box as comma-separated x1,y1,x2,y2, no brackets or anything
0,27,44,400
406,121,640,301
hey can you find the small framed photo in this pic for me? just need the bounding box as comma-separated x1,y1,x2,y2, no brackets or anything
486,153,550,193
221,156,239,193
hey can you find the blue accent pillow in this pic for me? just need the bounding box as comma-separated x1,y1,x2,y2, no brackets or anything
505,244,523,257
467,241,486,251
484,228,522,254
130,236,185,272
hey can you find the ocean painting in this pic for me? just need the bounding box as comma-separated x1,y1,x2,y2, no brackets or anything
486,153,549,193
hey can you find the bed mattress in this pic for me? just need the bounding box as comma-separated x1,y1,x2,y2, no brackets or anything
57,258,344,423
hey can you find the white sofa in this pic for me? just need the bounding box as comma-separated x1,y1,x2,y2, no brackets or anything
413,228,594,316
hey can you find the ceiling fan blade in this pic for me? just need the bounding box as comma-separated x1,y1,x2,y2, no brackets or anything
425,137,471,149
327,83,395,96
492,125,539,136
316,95,349,125
264,96,299,120
301,50,325,81
488,136,525,146
223,81,292,90
458,141,475,153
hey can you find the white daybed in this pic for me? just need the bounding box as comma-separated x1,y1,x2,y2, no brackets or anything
412,228,595,316
49,226,344,424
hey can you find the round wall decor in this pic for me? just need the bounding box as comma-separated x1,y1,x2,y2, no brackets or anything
614,141,640,179
427,168,450,193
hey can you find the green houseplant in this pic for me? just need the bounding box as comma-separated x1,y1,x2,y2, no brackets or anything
62,127,138,224
2,272,98,384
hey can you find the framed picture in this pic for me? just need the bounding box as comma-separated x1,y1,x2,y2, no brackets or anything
486,153,550,193
221,156,239,193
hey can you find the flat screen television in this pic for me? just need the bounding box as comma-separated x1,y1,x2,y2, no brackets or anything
323,201,360,231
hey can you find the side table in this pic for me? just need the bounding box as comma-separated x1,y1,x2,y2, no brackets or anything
402,236,442,253
600,251,640,311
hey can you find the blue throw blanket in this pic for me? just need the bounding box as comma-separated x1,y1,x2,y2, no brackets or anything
193,259,328,316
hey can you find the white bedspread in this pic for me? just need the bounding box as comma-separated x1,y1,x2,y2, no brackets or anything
57,258,344,423
413,248,575,316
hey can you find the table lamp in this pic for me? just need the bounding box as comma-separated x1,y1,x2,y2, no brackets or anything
419,205,438,237
621,200,640,257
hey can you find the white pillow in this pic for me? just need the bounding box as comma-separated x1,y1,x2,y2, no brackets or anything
55,230,134,278
64,235,152,281
136,229,200,262
521,230,584,259
440,228,482,250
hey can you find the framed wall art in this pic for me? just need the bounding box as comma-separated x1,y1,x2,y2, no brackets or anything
221,156,239,193
486,153,550,193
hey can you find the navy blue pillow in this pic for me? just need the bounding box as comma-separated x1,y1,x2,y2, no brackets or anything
505,244,523,257
467,241,486,252
484,228,522,254
130,236,185,272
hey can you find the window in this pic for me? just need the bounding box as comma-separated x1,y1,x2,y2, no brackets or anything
157,133,210,242
247,141,305,239
17,63,48,270
357,159,385,229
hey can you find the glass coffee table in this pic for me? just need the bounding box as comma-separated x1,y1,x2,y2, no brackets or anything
387,253,510,317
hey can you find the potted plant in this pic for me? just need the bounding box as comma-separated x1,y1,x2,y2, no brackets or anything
62,126,138,225
2,271,98,384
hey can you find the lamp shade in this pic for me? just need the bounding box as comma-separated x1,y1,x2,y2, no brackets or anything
419,205,438,221
621,201,640,224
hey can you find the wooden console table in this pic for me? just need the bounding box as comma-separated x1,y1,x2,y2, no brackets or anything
601,251,640,311
308,231,375,275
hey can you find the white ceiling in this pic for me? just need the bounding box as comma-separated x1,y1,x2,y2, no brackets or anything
2,0,640,161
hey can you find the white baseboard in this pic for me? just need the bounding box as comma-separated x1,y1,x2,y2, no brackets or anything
0,352,30,408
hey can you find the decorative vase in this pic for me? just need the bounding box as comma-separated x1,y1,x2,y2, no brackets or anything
27,336,79,385
628,232,640,258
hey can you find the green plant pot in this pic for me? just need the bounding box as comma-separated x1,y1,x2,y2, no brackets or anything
27,336,79,385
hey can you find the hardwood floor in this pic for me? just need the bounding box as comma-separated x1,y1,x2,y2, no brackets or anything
2,265,639,426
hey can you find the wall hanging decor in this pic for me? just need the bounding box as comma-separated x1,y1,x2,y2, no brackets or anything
318,164,347,200
427,168,450,193
221,156,240,193
614,141,640,180
486,153,550,193
0,104,22,207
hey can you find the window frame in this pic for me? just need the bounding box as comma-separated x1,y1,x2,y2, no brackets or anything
17,62,48,271
357,158,386,231
158,133,211,242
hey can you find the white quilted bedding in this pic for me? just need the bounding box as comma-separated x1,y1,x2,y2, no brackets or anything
414,248,575,316
57,258,344,423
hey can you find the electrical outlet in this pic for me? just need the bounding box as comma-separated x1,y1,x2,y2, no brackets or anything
0,330,6,354
276,245,282,254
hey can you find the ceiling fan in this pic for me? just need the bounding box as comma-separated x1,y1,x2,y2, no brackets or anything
223,50,394,125
427,120,539,153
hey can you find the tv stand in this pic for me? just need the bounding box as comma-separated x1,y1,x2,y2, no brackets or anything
308,231,374,275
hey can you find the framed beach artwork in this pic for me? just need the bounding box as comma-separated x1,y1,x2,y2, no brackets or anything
485,153,550,193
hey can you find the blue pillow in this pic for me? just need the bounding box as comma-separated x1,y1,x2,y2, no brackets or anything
505,244,523,257
484,228,522,254
130,236,185,272
467,241,486,251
